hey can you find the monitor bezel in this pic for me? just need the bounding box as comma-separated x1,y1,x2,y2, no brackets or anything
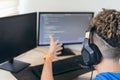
38,12,94,46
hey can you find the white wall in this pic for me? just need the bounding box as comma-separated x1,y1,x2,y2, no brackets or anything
19,0,120,14
19,0,120,51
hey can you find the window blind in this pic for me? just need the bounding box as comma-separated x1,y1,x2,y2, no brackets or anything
0,0,19,17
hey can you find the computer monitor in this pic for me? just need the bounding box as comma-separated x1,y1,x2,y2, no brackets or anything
0,12,37,72
38,12,94,46
31,12,94,77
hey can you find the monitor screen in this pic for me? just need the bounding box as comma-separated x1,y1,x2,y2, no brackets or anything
0,13,37,63
38,12,94,45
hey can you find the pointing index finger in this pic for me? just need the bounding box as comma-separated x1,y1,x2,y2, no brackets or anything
49,35,54,43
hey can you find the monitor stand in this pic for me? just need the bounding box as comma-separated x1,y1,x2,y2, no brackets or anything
58,45,75,56
0,59,30,73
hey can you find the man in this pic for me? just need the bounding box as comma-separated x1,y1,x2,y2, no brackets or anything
90,8,120,80
41,9,120,80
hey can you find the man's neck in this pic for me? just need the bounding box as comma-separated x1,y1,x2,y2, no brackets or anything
95,59,120,74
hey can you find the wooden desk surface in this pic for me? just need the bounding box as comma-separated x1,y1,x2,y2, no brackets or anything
0,46,97,80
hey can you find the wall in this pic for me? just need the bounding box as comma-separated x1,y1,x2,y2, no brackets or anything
19,0,120,14
19,0,120,51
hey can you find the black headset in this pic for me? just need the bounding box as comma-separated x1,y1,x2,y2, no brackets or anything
81,27,102,66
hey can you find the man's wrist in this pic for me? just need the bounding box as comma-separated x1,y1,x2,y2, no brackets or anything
43,54,53,61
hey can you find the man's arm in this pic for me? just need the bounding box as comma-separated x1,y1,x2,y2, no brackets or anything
41,57,53,80
41,36,62,80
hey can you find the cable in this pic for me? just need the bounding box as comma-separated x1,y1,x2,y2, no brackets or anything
90,66,94,80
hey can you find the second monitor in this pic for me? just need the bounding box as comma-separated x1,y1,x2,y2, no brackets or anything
38,12,94,55
38,12,94,46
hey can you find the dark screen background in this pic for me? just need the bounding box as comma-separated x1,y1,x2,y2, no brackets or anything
0,13,37,63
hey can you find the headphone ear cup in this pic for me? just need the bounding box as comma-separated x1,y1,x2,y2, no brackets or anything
81,47,91,66
90,44,102,65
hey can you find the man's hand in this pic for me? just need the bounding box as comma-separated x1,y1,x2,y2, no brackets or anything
48,35,63,56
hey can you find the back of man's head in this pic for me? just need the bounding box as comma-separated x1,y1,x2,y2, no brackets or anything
91,9,120,61
91,8,120,48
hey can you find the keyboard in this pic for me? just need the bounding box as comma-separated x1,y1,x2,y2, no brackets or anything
31,55,89,78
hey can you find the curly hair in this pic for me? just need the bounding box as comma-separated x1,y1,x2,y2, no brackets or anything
91,9,120,48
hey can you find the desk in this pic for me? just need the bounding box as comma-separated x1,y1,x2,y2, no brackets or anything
0,46,97,80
